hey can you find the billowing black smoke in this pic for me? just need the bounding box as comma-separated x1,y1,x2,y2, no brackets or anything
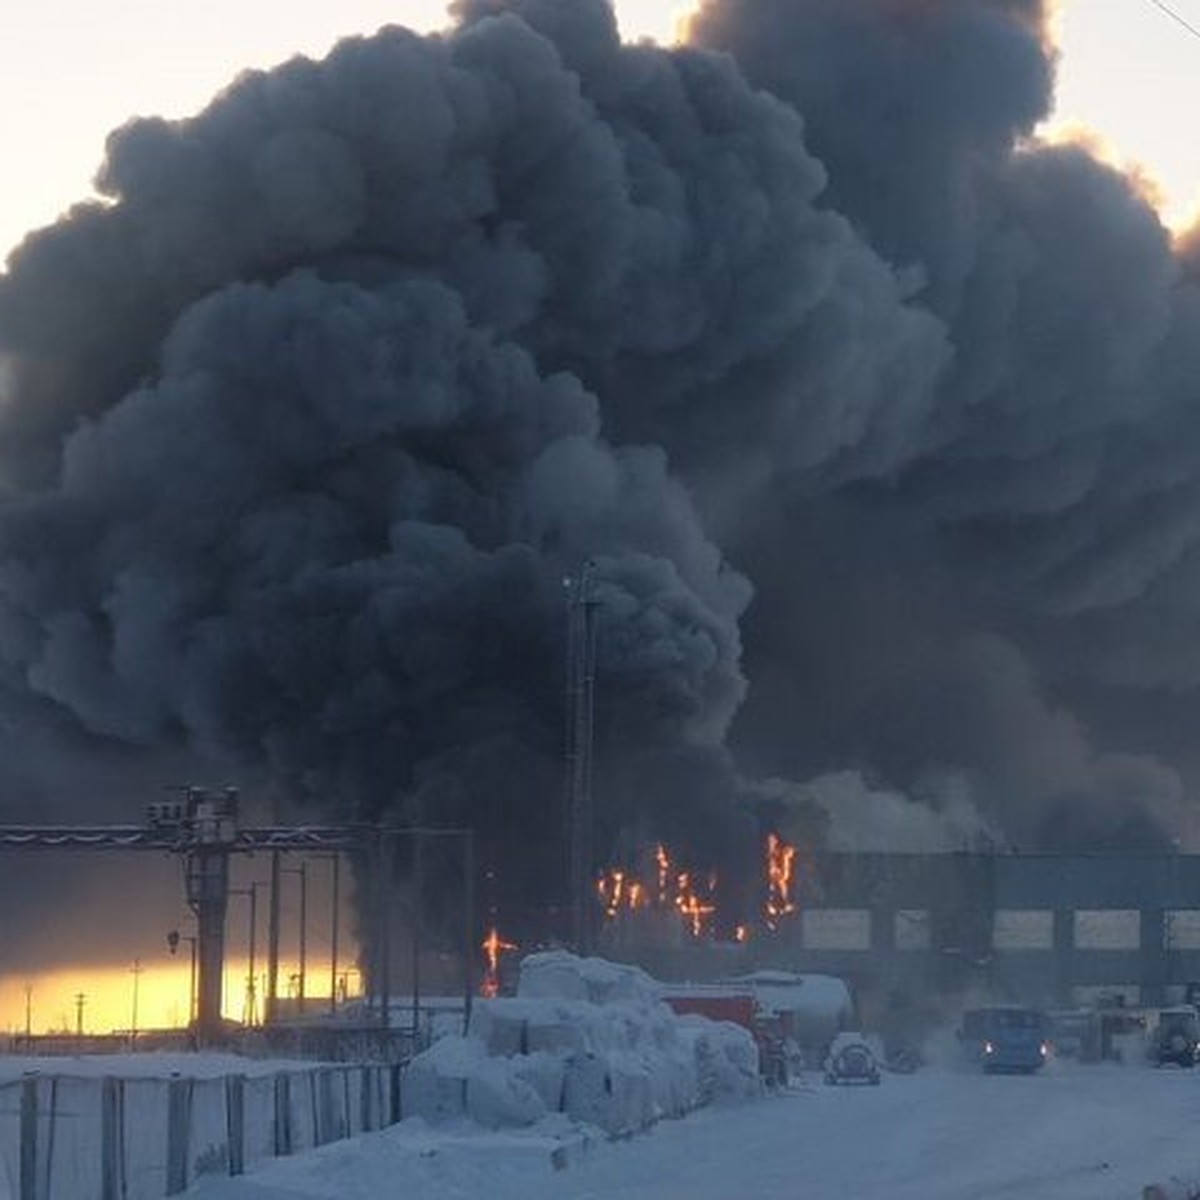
687,0,1200,848
1,0,1199,911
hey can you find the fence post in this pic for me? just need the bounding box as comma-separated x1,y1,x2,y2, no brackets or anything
273,1074,292,1157
317,1071,334,1146
389,1063,402,1126
359,1067,372,1132
224,1075,245,1177
101,1077,122,1200
166,1075,190,1195
19,1074,37,1200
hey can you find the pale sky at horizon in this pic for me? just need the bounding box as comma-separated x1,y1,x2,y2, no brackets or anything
1,0,1199,267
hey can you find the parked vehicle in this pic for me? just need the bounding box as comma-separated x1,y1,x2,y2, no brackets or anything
824,1032,882,1086
1048,1008,1102,1062
1148,1006,1200,1067
960,1006,1051,1074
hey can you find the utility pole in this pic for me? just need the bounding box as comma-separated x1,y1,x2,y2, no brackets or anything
376,830,393,1030
463,828,475,1036
267,850,281,1025
330,853,340,1016
284,862,309,1015
130,958,142,1040
23,984,32,1040
564,561,599,955
73,992,85,1038
412,830,422,1045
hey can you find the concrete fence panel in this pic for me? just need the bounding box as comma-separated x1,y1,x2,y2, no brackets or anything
0,1064,397,1200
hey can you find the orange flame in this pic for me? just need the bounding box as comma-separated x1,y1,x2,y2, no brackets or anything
480,926,517,999
597,869,650,918
673,871,717,938
765,833,797,929
657,844,675,905
597,833,809,942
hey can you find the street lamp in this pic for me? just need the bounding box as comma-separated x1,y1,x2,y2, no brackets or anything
283,863,309,1015
167,928,199,1027
230,883,266,1025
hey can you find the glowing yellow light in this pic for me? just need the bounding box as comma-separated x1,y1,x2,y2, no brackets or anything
0,955,355,1035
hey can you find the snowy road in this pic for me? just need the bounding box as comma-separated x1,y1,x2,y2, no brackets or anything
197,1060,1200,1200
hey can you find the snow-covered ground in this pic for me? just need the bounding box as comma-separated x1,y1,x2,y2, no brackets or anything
192,1059,1200,1200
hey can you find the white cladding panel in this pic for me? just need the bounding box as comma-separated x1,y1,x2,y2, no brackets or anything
894,909,932,951
802,909,871,951
993,909,1054,951
1074,909,1140,950
1166,910,1200,950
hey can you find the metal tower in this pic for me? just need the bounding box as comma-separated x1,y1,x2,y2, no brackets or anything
564,561,599,955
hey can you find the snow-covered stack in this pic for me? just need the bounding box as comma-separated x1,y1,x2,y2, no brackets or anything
403,952,759,1136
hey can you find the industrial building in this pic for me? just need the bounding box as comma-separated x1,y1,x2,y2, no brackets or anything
753,851,1200,1008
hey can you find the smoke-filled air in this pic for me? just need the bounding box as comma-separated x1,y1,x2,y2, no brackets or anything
2,0,1199,915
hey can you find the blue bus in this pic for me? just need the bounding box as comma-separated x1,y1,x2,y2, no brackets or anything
961,1006,1051,1074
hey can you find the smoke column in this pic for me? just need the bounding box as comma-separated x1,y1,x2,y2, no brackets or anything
0,0,1199,924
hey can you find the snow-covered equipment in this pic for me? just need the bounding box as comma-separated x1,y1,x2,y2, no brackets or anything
823,1032,881,1086
1148,1006,1200,1068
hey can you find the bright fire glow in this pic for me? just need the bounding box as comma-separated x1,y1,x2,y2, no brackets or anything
673,871,716,938
598,845,720,940
597,868,650,917
480,926,517,999
597,834,810,941
656,843,670,905
765,833,797,929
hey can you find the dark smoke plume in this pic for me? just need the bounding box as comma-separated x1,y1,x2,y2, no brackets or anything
3,0,1200,919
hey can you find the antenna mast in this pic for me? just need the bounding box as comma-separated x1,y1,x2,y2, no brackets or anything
565,561,599,955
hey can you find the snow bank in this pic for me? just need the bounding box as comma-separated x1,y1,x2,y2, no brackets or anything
402,953,758,1138
1144,1177,1200,1200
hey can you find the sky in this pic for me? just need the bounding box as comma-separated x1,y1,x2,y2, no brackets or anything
2,0,1200,267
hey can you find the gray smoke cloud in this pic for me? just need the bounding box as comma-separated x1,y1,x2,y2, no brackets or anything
686,0,1200,848
2,0,1200,920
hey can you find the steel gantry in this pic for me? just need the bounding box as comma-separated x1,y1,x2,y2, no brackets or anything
0,789,477,1043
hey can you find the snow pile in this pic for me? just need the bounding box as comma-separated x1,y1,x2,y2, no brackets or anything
403,953,758,1137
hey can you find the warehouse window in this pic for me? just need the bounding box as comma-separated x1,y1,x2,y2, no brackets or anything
992,909,1053,950
1074,909,1140,950
802,908,871,950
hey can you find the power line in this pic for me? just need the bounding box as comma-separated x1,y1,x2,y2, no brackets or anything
1142,0,1200,42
